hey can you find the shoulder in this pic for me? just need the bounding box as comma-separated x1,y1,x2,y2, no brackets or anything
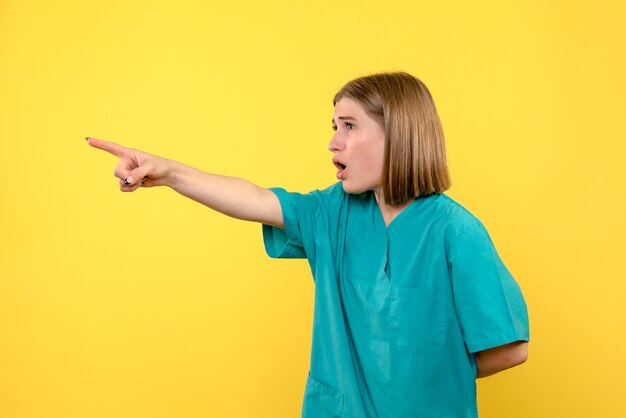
429,194,482,224
427,195,502,261
429,194,490,238
272,182,344,202
273,182,347,216
316,181,346,200
305,182,347,209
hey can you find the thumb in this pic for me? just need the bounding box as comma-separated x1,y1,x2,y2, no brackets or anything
123,166,152,187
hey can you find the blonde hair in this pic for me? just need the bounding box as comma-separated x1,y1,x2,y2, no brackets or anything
333,72,451,205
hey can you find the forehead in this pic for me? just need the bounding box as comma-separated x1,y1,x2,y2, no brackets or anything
332,97,369,121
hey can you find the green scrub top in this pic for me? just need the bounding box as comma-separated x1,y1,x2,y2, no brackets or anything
262,182,529,418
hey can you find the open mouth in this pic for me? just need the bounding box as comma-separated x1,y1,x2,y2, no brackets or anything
333,160,347,179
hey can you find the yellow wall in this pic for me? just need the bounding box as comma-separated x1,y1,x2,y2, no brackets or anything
1,0,625,416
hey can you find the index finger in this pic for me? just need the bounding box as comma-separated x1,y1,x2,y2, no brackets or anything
86,137,127,157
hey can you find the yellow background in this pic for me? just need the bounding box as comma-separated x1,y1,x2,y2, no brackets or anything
1,0,625,416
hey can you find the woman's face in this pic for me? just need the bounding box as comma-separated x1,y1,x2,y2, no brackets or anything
329,97,385,195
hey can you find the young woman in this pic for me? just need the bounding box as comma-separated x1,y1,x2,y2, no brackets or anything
87,72,529,418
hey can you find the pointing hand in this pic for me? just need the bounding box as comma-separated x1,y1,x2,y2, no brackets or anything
86,137,174,192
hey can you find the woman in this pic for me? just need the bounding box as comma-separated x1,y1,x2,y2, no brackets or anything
87,71,529,417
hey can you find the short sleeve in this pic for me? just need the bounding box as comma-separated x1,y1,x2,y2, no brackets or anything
446,219,529,353
262,183,346,269
262,188,307,259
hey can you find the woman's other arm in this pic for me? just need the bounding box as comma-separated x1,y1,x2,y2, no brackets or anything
475,341,528,378
86,137,284,228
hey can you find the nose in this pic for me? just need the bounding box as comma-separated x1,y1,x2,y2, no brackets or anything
328,133,343,152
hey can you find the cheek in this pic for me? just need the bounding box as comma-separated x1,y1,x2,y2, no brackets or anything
368,145,385,171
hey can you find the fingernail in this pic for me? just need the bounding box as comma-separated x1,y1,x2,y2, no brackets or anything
85,137,90,141
124,176,135,185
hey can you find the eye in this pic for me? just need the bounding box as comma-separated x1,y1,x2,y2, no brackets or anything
332,125,337,132
346,123,354,131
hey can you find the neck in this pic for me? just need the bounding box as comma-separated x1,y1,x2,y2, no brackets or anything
374,190,415,227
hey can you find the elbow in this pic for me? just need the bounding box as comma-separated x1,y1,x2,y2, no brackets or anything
511,341,529,367
502,341,529,370
505,350,528,371
475,341,529,378
516,344,529,366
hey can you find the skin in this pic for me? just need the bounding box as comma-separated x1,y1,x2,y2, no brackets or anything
475,341,529,378
329,99,528,376
87,97,527,377
86,137,285,228
330,97,386,196
330,97,413,226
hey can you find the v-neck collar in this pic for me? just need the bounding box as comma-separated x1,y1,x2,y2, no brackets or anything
373,194,430,231
368,193,439,280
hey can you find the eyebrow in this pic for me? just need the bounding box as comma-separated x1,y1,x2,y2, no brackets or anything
331,116,357,124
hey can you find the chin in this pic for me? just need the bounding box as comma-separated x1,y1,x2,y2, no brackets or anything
340,181,367,195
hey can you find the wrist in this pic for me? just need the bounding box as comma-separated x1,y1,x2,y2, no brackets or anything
162,159,185,189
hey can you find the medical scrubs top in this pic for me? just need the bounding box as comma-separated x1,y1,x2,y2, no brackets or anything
262,182,529,418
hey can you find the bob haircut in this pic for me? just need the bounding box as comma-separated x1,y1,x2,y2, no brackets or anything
333,72,451,205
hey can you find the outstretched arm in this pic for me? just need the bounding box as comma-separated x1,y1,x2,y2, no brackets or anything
475,341,528,378
86,137,284,228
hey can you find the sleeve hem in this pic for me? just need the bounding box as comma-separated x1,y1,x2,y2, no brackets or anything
467,332,530,353
262,188,305,259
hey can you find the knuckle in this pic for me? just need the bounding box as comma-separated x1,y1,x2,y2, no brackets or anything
113,168,125,179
